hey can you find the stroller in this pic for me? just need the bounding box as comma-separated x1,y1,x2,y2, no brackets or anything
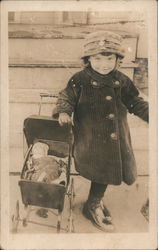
12,94,76,233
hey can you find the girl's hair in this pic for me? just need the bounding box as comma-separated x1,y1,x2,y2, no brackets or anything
82,52,123,68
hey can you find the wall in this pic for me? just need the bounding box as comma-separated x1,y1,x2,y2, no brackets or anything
8,11,148,175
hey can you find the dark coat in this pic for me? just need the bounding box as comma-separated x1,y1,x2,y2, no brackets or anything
56,67,148,185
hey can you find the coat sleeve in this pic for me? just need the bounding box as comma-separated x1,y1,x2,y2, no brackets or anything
121,77,149,122
55,74,81,116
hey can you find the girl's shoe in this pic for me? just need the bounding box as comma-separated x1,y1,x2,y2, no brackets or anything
100,200,112,222
82,201,114,232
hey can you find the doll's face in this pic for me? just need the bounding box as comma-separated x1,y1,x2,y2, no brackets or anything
88,53,117,75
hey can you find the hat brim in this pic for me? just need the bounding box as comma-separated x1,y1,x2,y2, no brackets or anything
81,51,125,59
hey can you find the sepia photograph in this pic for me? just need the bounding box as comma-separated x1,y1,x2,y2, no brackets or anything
1,1,157,249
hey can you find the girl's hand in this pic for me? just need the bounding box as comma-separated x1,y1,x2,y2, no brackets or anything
58,113,72,126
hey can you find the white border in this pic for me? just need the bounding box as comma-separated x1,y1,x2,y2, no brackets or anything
1,1,157,249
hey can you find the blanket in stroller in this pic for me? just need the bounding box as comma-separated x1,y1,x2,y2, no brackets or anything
24,142,68,186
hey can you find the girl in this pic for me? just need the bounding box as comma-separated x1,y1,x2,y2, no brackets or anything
55,31,149,232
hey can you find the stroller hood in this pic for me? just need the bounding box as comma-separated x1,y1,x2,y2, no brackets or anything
23,115,72,146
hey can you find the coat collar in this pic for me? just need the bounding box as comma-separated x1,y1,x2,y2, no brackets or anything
84,66,121,88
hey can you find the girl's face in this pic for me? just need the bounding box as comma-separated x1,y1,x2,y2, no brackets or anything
88,53,117,75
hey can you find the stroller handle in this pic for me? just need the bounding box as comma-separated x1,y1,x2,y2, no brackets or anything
39,92,58,115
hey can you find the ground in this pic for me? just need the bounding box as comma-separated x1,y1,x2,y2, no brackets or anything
10,174,148,234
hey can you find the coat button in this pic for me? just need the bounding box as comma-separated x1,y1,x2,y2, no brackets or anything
108,113,115,119
110,133,118,140
114,80,120,85
105,96,112,101
92,81,98,86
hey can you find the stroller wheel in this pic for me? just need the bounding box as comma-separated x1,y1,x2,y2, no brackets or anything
12,200,20,233
22,218,27,227
57,210,62,233
68,178,75,233
70,178,75,209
